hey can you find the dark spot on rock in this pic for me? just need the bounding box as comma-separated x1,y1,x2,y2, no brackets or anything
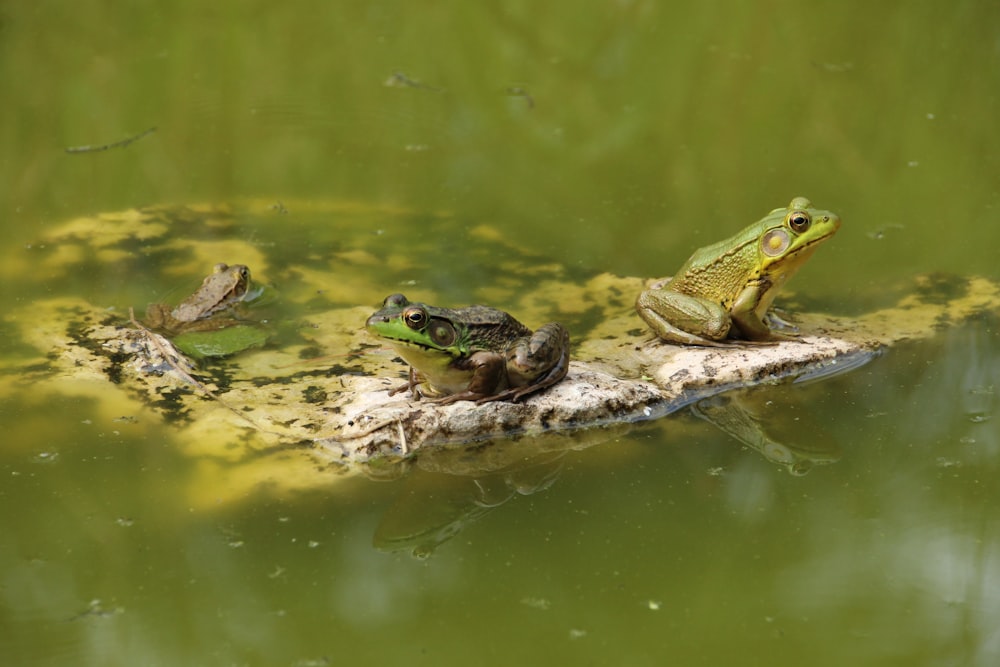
104,352,129,384
302,385,327,404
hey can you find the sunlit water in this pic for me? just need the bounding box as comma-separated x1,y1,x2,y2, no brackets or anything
2,2,999,665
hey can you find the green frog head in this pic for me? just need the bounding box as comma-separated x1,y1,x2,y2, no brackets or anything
748,197,841,287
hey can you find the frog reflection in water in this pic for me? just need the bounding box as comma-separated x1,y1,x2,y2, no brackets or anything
635,197,841,346
145,263,252,333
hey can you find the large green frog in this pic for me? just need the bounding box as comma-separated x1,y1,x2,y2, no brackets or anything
635,197,841,346
145,263,252,333
366,293,570,404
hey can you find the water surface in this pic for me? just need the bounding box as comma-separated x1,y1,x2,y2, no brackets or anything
1,2,998,665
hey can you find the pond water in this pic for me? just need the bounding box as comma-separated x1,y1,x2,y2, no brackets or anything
2,2,999,665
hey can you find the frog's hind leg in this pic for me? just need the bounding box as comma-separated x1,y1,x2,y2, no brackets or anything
483,323,571,404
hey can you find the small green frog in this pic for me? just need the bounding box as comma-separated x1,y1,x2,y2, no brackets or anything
365,293,570,404
635,197,840,345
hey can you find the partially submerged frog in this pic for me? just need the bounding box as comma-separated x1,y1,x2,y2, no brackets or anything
635,197,840,346
365,293,570,404
145,263,252,333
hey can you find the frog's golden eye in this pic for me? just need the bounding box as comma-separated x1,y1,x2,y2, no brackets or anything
403,307,427,329
429,320,457,347
787,211,812,232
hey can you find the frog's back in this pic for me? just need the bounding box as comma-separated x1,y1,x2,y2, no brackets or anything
453,305,532,350
670,237,759,306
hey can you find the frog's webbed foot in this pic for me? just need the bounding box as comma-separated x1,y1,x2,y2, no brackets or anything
434,390,491,405
637,314,733,347
727,338,783,347
763,310,802,336
732,318,805,345
387,383,411,397
387,367,424,399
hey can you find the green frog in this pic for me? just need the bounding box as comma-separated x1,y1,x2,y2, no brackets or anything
365,293,570,404
145,263,252,333
635,197,840,346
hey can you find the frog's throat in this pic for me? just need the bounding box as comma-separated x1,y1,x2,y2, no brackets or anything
762,228,831,272
383,336,464,359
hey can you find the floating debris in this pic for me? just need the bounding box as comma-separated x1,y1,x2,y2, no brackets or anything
65,126,157,154
31,451,59,464
383,71,443,92
68,598,124,621
867,224,905,240
505,86,535,109
520,597,552,610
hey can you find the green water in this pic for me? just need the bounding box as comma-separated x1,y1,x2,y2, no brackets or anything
2,2,999,665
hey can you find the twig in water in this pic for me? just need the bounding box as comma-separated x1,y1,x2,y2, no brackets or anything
505,86,535,109
65,126,157,154
383,71,443,92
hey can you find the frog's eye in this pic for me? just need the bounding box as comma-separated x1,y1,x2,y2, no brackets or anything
428,320,457,347
787,211,812,233
403,306,427,329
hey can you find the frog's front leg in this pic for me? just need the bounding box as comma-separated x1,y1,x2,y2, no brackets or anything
635,289,732,346
431,351,507,405
388,366,425,399
492,322,571,403
143,303,183,333
730,280,799,342
144,303,170,330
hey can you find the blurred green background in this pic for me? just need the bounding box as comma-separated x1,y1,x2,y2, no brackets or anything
1,2,998,666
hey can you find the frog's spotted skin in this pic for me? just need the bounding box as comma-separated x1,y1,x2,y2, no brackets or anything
145,263,251,333
635,197,840,346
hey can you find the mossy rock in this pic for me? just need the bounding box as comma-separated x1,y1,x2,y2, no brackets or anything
3,200,997,505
